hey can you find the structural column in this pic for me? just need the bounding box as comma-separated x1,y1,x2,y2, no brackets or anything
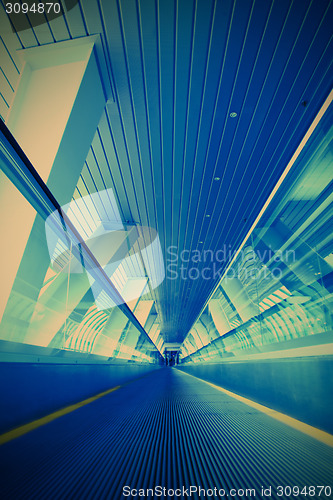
0,36,109,342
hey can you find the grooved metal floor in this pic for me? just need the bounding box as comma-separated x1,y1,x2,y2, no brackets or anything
0,369,332,499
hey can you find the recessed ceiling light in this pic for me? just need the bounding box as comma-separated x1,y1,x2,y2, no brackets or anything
230,112,237,118
214,177,221,181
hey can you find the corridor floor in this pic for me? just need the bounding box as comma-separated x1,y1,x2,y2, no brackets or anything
0,368,332,499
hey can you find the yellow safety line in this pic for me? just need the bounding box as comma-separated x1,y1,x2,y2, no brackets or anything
180,371,333,447
0,385,120,446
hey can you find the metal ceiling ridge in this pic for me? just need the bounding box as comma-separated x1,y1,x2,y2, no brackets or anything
179,88,333,347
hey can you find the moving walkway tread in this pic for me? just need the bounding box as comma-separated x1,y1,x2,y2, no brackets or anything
0,368,332,499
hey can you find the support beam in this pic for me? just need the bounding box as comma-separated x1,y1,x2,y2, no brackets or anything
0,37,107,338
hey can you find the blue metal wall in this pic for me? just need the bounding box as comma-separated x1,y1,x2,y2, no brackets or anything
177,356,333,434
0,362,161,433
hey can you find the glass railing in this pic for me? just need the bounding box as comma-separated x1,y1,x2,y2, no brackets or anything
0,123,161,364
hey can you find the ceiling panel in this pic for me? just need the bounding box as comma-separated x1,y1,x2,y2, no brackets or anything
0,0,332,345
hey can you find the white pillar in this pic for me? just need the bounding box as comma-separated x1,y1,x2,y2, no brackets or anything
0,36,108,339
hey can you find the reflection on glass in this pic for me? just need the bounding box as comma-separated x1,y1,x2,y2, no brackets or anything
180,104,333,363
0,165,160,364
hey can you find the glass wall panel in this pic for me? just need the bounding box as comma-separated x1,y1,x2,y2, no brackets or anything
0,131,161,364
180,101,333,363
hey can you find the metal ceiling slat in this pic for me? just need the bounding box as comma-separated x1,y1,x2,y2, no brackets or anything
200,3,290,231
75,0,114,100
172,0,221,323
25,14,55,44
97,110,130,222
79,167,107,227
84,153,110,222
98,0,133,102
0,9,24,75
67,199,93,238
171,0,196,244
137,0,160,230
174,0,237,267
0,39,19,92
1,0,332,343
174,0,216,324
204,3,326,250
180,0,262,294
118,0,157,231
136,0,164,297
0,50,21,120
91,128,126,223
222,60,333,253
157,0,178,321
90,145,112,200
0,70,12,107
72,184,98,236
75,173,91,199
157,0,176,247
84,152,104,193
75,177,102,229
0,93,8,121
136,0,161,212
104,106,141,225
104,0,167,320
205,0,296,209
0,4,39,49
99,0,148,232
44,11,70,42
178,0,216,243
136,0,165,313
177,0,236,247
154,0,167,322
176,0,332,336
196,1,276,232
61,1,88,38
11,24,38,49
124,4,165,308
175,0,254,329
169,0,197,320
183,104,330,336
